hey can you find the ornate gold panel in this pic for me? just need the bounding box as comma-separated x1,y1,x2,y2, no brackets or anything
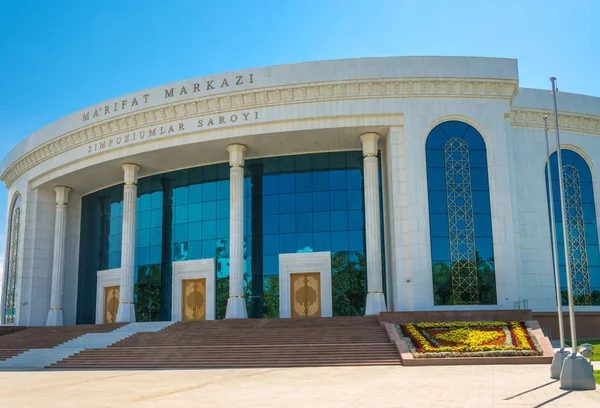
182,278,206,321
104,285,120,324
290,272,321,318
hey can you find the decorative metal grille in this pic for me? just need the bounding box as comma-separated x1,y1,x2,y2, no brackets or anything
4,206,20,324
563,164,592,305
444,138,478,305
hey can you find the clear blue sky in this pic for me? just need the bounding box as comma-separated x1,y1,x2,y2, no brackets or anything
0,0,598,262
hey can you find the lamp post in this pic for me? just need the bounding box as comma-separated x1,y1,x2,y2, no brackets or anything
550,77,596,390
544,115,569,379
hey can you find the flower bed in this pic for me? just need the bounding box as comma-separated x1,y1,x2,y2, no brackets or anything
396,321,543,358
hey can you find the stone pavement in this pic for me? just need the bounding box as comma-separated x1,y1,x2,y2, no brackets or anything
0,364,598,407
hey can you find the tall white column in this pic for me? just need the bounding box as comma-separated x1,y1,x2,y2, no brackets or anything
225,144,248,318
45,186,72,326
116,163,141,323
361,133,388,315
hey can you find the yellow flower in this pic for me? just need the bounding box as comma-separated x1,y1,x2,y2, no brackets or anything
434,328,503,346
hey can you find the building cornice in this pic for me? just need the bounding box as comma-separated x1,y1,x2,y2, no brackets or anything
510,107,600,135
1,77,518,187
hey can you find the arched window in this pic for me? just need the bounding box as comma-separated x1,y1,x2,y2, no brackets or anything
546,150,600,305
3,194,22,324
426,121,497,305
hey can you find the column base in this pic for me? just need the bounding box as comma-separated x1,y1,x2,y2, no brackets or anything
45,309,64,326
365,292,387,315
116,303,136,323
560,355,596,390
225,297,248,319
550,349,570,379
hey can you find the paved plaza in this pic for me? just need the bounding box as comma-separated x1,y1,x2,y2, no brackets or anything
0,365,598,407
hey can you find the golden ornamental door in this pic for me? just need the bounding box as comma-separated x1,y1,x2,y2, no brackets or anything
182,278,206,321
104,285,120,324
290,272,321,318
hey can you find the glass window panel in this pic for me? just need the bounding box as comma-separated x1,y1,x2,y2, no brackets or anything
313,171,330,191
331,211,348,231
264,235,279,255
348,210,364,231
430,238,450,261
139,194,151,211
216,219,229,237
137,246,150,266
587,245,600,266
441,121,468,139
296,233,314,251
216,180,229,200
189,184,203,203
174,205,188,224
295,155,312,172
188,222,202,241
149,245,161,264
429,214,449,237
279,174,295,194
203,182,217,201
585,225,599,245
200,220,215,240
346,169,362,190
472,191,491,214
426,167,446,190
200,165,216,181
279,194,295,214
426,149,445,167
462,126,486,150
347,190,363,210
279,157,295,173
425,127,447,149
139,210,151,229
187,241,202,260
150,227,162,246
263,255,278,275
201,240,216,259
329,152,347,169
469,150,488,168
174,187,188,206
151,191,162,209
295,173,312,193
296,213,313,233
263,175,279,195
108,252,121,269
330,171,347,191
202,201,217,220
314,232,331,251
138,229,150,247
216,200,229,219
263,214,279,235
470,169,489,191
474,214,493,237
189,203,202,223
313,191,330,212
151,209,162,227
314,212,330,232
174,223,188,243
296,192,313,213
311,153,329,170
330,191,348,210
428,191,448,214
580,182,594,204
279,214,296,234
348,230,364,251
109,234,121,252
263,196,278,215
110,217,122,234
475,237,494,260
280,234,296,253
346,151,362,169
583,203,597,223
331,231,349,251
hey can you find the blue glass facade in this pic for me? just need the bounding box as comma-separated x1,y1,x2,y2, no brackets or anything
77,151,382,323
425,121,497,305
546,149,600,305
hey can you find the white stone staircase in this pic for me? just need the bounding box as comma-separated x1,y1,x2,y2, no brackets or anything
0,321,174,370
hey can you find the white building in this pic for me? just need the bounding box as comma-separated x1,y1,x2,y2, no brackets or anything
1,56,599,327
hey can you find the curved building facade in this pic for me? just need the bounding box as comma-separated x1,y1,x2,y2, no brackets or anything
2,56,600,326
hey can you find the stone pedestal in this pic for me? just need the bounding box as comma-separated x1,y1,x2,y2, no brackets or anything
116,164,140,323
225,145,248,319
550,349,570,379
560,354,596,390
361,133,387,315
46,186,71,326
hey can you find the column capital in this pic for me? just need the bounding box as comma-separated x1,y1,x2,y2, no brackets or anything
227,144,247,167
122,163,141,185
360,133,381,157
54,186,72,205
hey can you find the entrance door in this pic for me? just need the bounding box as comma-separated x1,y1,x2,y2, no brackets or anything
104,285,120,324
182,278,206,321
290,272,321,318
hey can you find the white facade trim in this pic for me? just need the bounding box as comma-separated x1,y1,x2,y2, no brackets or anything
95,268,121,324
171,259,216,321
